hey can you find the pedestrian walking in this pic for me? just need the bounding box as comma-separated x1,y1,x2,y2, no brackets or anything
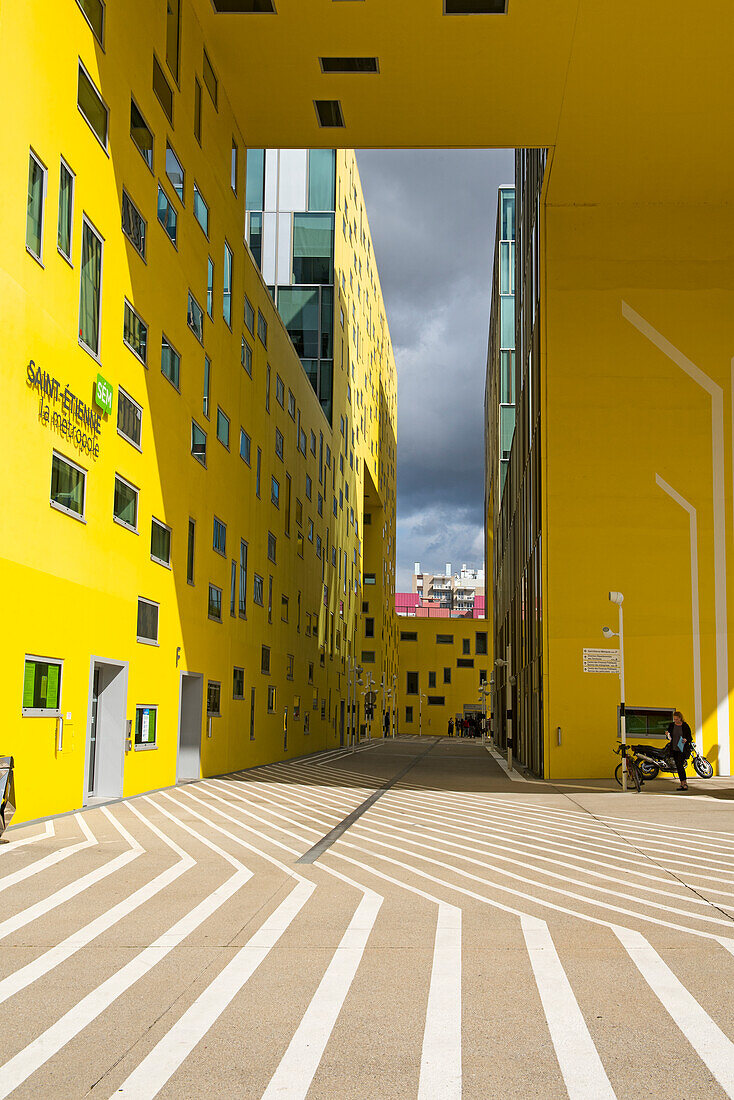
666,709,693,790
448,717,454,737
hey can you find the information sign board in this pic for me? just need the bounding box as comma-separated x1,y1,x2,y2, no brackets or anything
583,648,621,674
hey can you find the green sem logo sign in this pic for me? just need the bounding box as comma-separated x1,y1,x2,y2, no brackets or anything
95,373,113,415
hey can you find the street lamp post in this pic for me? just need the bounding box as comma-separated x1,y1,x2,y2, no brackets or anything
495,648,516,771
419,693,427,737
392,674,397,737
478,684,490,743
603,591,626,791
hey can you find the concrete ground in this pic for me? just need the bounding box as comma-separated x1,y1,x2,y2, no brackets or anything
2,736,734,1099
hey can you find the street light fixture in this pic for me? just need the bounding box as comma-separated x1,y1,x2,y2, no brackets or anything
604,590,627,791
495,650,515,770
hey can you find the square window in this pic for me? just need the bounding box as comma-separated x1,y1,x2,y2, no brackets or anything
233,666,244,699
213,516,226,555
191,420,207,465
50,451,85,519
113,474,138,531
208,583,222,621
22,655,63,716
151,518,171,566
216,407,230,448
123,301,148,366
207,680,221,716
137,597,159,643
117,386,142,448
134,705,157,749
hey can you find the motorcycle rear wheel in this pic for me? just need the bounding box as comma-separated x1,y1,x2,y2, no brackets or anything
638,761,659,780
693,756,714,779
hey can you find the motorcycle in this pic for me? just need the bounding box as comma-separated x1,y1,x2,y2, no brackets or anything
630,738,713,781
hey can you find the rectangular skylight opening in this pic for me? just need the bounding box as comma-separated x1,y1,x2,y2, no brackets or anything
443,1,507,12
314,99,345,127
320,57,379,74
212,0,276,13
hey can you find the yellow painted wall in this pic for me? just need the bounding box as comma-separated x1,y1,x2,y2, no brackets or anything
1,1,396,823
396,619,490,737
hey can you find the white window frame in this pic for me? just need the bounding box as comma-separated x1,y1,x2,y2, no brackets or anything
191,419,207,466
57,156,75,264
150,516,172,567
117,385,143,451
50,449,86,522
78,214,104,361
26,149,47,264
75,0,105,44
136,596,160,645
134,704,158,751
122,300,148,368
208,584,223,623
113,473,139,532
22,654,64,718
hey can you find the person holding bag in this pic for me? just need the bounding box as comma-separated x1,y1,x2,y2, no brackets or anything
666,710,693,791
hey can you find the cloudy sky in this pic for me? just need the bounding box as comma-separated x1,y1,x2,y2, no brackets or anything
355,149,514,591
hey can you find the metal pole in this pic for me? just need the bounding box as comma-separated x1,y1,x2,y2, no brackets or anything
419,693,422,737
619,603,627,792
507,644,513,772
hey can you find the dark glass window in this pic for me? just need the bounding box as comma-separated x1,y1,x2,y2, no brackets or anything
292,214,334,284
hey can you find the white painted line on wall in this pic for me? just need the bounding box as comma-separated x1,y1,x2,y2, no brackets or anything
0,814,94,889
615,925,734,1097
655,474,703,754
261,890,382,1100
114,879,314,1099
418,903,462,1100
623,301,729,774
523,918,616,1099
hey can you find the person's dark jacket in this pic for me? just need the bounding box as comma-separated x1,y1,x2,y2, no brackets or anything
666,720,693,755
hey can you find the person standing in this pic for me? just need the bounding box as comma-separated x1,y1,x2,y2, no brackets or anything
448,717,454,738
666,710,693,790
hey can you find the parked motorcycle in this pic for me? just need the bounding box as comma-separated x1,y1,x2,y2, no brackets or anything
630,740,713,780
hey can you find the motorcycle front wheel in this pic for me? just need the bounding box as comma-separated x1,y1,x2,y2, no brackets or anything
693,756,714,779
638,761,659,780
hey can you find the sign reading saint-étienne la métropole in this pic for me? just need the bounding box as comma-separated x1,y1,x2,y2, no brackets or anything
582,648,621,674
95,373,113,415
26,359,105,458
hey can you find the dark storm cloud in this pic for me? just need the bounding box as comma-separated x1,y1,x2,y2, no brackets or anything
356,149,514,588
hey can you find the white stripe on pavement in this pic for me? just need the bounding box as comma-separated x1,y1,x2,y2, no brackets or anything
487,745,529,782
0,821,54,853
0,814,94,888
522,918,616,1100
418,903,462,1100
261,890,382,1100
114,880,315,1099
614,925,734,1098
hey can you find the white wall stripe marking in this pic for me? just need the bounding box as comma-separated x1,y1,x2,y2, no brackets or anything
522,919,616,1100
261,890,382,1100
113,881,314,1099
614,925,734,1097
418,903,462,1100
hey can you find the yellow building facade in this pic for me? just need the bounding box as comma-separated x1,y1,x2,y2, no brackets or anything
396,620,490,738
1,0,396,824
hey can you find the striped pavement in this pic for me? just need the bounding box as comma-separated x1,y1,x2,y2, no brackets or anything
1,737,733,1098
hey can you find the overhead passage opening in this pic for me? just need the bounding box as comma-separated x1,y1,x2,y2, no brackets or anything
320,57,380,74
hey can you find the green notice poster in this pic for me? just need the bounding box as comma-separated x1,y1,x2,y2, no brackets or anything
23,662,35,708
46,664,60,709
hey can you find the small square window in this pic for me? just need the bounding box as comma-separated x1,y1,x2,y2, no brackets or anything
50,451,86,520
117,386,143,448
22,655,63,716
113,475,138,531
151,518,171,566
134,705,157,749
137,597,159,644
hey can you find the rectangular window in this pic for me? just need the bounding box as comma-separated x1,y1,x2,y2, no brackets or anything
230,559,237,616
428,671,437,689
262,646,271,675
239,540,248,615
239,428,251,464
78,63,108,148
187,518,195,584
436,634,454,645
134,705,157,750
476,632,488,655
137,597,159,643
223,241,232,326
400,631,417,641
405,706,413,724
76,0,104,42
166,143,184,201
217,407,230,449
268,576,273,623
265,363,271,411
57,158,74,260
233,666,244,700
117,386,142,448
50,451,85,519
213,516,226,555
203,355,211,419
275,428,284,460
250,686,256,740
306,475,312,500
276,375,285,407
122,189,146,259
161,334,180,388
267,531,277,563
281,595,289,622
257,310,267,347
193,183,209,235
457,658,474,669
79,217,103,357
202,48,218,107
361,651,375,663
256,448,262,497
241,338,252,377
113,474,138,531
165,0,181,80
207,681,221,716
151,518,171,566
231,139,238,194
157,184,177,245
406,671,418,695
244,296,255,335
191,420,207,465
153,54,173,123
187,291,204,343
288,391,296,420
364,573,376,585
22,656,63,716
271,477,279,508
253,573,264,605
194,77,202,143
267,685,276,712
365,617,374,638
206,257,214,317
427,696,445,707
443,667,451,684
130,99,153,170
123,301,147,365
462,637,471,655
208,584,222,621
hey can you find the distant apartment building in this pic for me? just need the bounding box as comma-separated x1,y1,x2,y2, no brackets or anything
396,563,485,619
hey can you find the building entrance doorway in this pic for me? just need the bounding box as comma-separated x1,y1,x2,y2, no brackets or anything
85,659,127,803
177,672,203,782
